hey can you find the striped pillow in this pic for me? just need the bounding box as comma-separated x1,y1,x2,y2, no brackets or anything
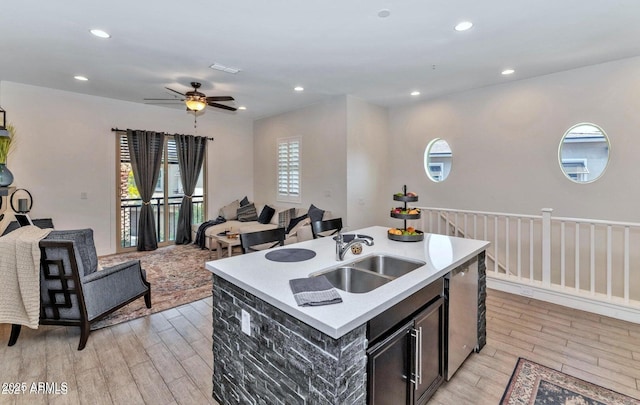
237,203,258,222
278,208,296,229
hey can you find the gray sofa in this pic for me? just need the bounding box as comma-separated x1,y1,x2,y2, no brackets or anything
192,202,331,250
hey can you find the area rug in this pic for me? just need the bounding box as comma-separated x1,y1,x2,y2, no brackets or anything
501,358,640,405
91,244,215,330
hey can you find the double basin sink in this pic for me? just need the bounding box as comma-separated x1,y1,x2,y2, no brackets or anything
312,254,425,293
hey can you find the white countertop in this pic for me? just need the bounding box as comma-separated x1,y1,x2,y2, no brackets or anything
206,226,489,339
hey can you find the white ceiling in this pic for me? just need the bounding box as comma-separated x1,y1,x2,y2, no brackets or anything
2,0,640,119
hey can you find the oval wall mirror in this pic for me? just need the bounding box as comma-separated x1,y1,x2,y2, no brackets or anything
424,138,452,182
558,123,610,183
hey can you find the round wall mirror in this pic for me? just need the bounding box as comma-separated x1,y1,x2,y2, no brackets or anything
558,123,610,183
424,138,452,182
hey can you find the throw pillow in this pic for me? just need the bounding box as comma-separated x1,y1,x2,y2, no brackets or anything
220,200,240,220
257,205,276,224
239,196,250,207
308,204,325,223
278,208,296,229
286,214,309,235
237,203,258,222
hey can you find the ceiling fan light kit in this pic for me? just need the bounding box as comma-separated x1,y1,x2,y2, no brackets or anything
185,94,207,111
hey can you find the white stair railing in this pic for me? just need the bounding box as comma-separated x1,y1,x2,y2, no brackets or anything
415,207,640,324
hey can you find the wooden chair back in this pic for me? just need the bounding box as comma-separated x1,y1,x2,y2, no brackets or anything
311,218,343,239
240,227,286,254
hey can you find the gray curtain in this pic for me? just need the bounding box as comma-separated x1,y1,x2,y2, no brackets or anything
127,129,165,251
174,134,207,244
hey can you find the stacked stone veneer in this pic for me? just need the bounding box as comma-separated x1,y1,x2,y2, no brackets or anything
212,275,367,405
477,251,487,351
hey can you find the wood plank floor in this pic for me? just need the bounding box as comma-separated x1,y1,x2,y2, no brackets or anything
1,289,638,404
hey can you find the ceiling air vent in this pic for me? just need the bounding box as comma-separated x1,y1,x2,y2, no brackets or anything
209,63,241,74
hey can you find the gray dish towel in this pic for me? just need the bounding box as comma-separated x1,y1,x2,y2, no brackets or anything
289,276,343,307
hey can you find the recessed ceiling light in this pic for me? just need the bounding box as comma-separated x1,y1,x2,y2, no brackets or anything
294,86,304,92
411,91,421,96
378,9,391,18
501,69,515,75
238,106,247,110
74,75,89,81
454,21,473,32
90,29,111,39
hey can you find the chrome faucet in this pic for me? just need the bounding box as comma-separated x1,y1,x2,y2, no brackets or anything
335,231,374,261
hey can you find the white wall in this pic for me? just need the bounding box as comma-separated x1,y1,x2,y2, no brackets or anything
253,96,348,219
346,96,389,230
0,81,253,255
387,56,640,223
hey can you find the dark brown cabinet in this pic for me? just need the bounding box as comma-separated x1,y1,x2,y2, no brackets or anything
367,296,445,405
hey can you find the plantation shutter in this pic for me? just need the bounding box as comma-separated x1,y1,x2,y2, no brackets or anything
277,137,301,202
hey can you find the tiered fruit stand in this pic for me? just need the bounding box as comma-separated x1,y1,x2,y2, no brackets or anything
388,185,424,242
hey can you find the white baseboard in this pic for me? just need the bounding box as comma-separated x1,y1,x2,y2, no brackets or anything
487,276,640,325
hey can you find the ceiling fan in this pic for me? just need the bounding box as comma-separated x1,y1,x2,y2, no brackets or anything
144,82,236,112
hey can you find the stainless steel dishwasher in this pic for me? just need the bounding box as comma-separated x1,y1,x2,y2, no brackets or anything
445,257,478,380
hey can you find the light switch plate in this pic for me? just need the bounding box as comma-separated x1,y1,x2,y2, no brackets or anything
241,309,251,336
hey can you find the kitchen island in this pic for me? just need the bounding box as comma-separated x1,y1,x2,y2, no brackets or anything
206,226,489,404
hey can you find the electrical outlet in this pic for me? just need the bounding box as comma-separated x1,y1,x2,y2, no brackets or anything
241,309,251,336
80,192,88,200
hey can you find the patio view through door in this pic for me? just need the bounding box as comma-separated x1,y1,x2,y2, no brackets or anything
117,133,206,251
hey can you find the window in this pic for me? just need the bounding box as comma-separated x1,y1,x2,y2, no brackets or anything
424,138,452,182
428,163,444,181
561,159,589,182
277,137,301,202
558,123,609,183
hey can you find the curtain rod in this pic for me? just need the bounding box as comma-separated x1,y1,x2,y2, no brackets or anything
111,128,213,141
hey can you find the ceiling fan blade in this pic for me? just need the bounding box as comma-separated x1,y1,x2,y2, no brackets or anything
144,101,183,105
207,102,237,111
144,98,185,101
165,87,185,96
206,96,234,101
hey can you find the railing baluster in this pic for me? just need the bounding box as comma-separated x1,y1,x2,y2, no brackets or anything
529,219,534,282
517,218,522,279
473,214,477,239
542,208,553,287
483,215,488,242
607,225,612,300
454,212,458,236
505,217,510,276
560,221,565,288
590,224,595,295
494,216,499,274
624,226,630,304
575,223,580,291
464,213,468,239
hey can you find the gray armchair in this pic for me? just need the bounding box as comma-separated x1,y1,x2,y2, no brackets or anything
8,229,151,350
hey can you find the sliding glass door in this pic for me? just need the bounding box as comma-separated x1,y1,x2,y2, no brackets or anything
117,134,205,251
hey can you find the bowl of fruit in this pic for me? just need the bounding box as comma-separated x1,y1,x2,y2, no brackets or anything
387,226,424,242
393,191,418,202
390,206,421,220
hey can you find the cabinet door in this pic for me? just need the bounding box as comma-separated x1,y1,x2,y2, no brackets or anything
367,321,413,405
413,297,444,405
